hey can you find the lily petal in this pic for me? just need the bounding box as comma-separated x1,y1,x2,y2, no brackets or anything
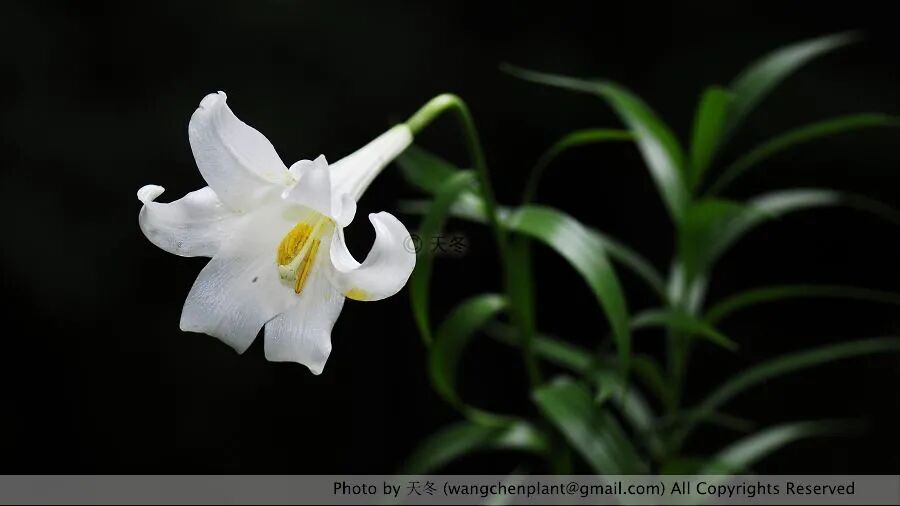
328,212,416,301
284,156,333,218
188,92,291,212
285,156,356,226
137,185,239,258
179,204,301,353
179,251,296,353
330,124,413,200
264,264,345,375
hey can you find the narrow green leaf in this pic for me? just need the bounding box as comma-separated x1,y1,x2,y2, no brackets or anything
591,370,665,460
631,308,738,351
709,113,900,194
715,189,840,258
399,420,549,474
504,205,632,375
430,294,508,420
590,228,668,300
726,32,860,135
488,330,672,453
533,377,647,474
592,367,621,405
397,145,486,213
699,421,846,474
707,285,900,324
485,321,594,373
689,86,733,189
678,189,900,287
397,144,459,195
505,237,543,385
715,189,900,262
486,322,676,411
395,146,668,298
523,128,632,203
631,354,676,412
504,64,690,222
695,337,900,420
677,198,750,286
408,171,477,344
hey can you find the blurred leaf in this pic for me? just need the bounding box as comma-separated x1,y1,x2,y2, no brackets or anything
726,32,860,136
613,390,664,460
591,370,665,460
506,236,542,385
395,146,668,298
397,145,460,194
692,337,900,424
592,367,621,405
485,321,593,373
707,285,900,324
679,189,900,287
408,171,477,344
590,228,668,300
397,145,486,212
487,322,676,412
399,420,549,474
709,113,900,194
689,86,732,189
504,205,632,375
715,190,846,260
430,293,508,421
699,421,847,474
677,198,751,286
533,377,647,474
631,354,676,412
528,333,594,374
504,64,690,222
488,323,673,450
631,308,738,351
523,128,632,202
534,208,667,298
715,189,900,260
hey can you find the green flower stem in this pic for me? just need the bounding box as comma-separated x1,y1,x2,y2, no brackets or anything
406,94,543,387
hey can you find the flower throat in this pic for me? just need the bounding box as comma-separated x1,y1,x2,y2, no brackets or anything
276,214,332,295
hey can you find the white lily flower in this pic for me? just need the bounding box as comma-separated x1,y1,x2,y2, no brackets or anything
138,92,415,374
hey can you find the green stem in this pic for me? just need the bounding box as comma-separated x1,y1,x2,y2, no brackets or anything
664,259,705,456
406,94,543,387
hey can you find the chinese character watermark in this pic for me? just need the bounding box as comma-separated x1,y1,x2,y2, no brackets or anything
403,232,469,257
406,480,437,496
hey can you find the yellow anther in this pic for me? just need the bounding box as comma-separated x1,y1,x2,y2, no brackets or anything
277,223,313,266
276,214,332,296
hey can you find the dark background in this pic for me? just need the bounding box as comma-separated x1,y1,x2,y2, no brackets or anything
2,0,899,473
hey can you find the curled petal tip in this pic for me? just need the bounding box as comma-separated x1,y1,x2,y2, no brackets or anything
198,91,226,110
137,184,165,204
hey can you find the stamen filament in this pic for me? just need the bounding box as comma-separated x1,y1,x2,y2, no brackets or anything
294,239,320,294
276,214,333,295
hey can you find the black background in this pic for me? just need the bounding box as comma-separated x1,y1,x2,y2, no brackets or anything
3,0,899,474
